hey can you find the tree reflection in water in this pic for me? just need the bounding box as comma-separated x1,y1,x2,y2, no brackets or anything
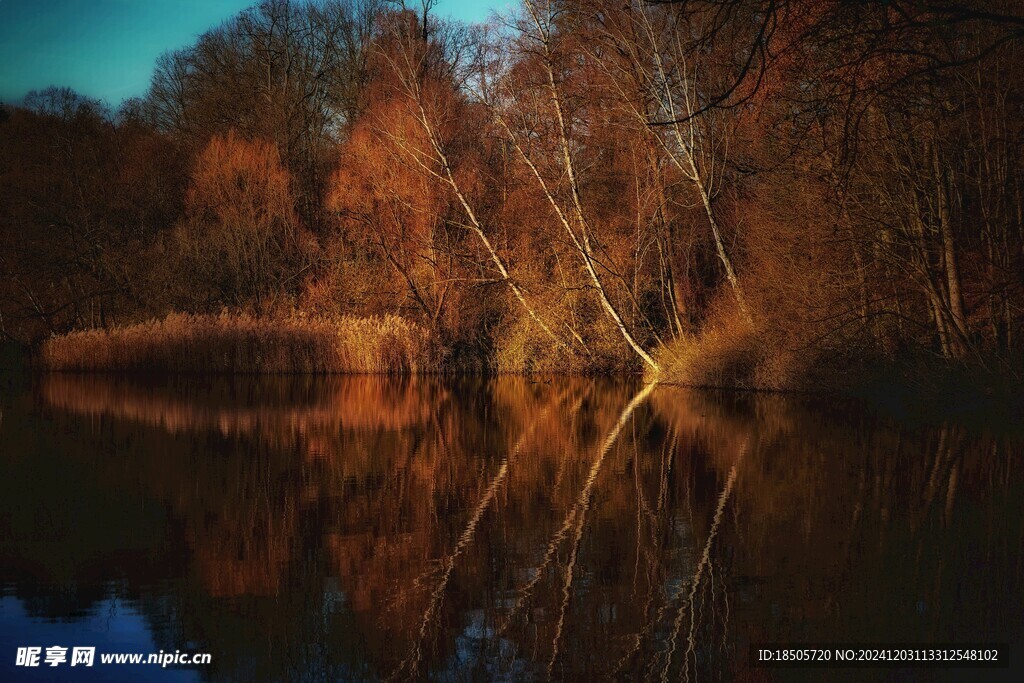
0,374,1020,681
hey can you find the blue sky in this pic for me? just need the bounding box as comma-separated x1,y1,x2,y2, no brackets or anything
0,0,505,106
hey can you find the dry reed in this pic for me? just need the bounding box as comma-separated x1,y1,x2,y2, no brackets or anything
40,312,439,374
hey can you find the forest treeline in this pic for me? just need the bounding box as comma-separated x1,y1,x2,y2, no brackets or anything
1,0,1022,387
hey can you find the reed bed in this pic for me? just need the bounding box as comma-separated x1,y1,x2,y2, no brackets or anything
40,312,439,374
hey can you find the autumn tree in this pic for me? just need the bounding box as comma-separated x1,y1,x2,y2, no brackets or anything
147,0,382,233
345,7,577,362
326,97,459,325
176,131,315,310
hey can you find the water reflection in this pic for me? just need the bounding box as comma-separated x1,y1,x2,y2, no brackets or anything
0,375,1020,681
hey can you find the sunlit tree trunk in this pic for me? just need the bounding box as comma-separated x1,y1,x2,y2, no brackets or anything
378,20,572,354
590,2,751,324
504,0,661,372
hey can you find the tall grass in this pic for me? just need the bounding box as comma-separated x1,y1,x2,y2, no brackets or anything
40,312,439,374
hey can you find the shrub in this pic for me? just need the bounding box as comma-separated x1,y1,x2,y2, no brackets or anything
651,299,829,391
652,313,763,389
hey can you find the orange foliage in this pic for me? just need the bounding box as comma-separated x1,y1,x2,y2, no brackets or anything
177,131,316,309
187,131,297,230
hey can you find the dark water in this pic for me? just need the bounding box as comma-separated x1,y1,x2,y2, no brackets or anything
0,375,1021,682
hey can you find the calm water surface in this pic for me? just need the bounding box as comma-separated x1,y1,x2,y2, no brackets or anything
0,375,1021,681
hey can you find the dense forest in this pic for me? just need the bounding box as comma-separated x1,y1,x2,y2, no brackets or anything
1,0,1022,389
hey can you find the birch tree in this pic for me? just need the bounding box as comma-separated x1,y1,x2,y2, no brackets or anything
479,0,662,371
371,9,572,352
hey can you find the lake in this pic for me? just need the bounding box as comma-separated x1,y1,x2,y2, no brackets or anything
1,375,1021,681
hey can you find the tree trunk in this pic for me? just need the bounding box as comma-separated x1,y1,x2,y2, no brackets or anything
934,143,968,350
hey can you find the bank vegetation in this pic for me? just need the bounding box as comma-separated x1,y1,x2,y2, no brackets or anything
40,312,437,374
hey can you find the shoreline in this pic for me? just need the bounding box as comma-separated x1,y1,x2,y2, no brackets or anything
17,361,1024,428
10,312,1020,423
